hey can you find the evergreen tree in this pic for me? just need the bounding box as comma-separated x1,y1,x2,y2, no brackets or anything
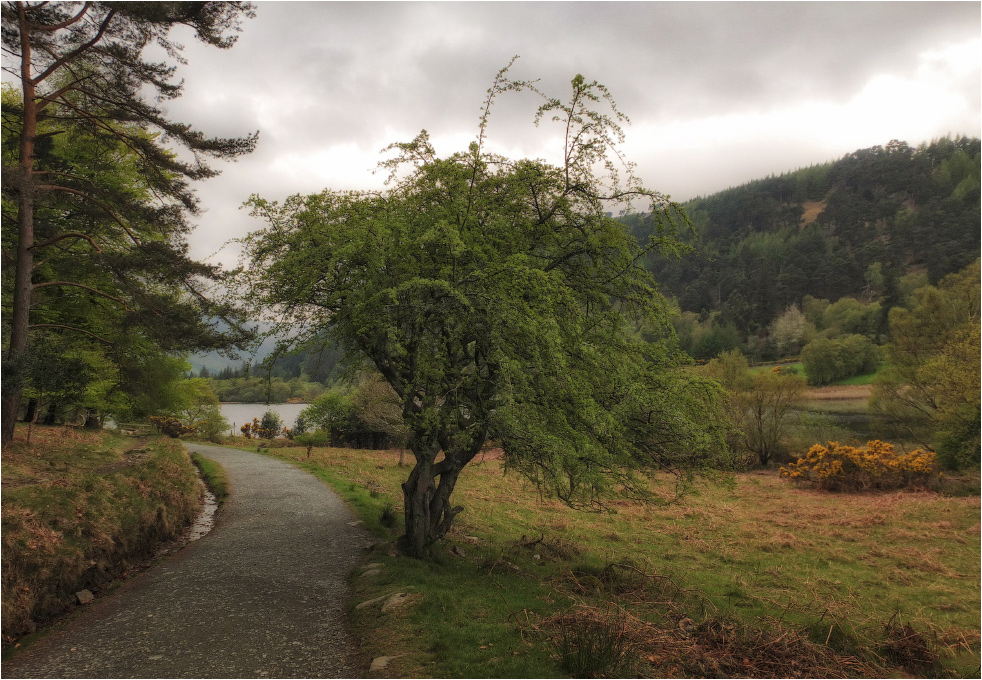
1,1,257,442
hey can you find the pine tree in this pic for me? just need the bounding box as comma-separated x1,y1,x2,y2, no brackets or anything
2,2,257,442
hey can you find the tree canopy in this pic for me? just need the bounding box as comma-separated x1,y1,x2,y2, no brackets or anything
1,1,257,441
870,259,980,469
629,136,980,359
241,65,731,557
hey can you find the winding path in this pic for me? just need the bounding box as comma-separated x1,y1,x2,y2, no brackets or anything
3,444,373,679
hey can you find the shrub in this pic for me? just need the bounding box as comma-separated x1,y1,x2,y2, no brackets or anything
148,415,195,438
192,405,229,443
800,335,881,386
552,606,635,678
257,410,283,439
379,502,398,528
780,440,936,491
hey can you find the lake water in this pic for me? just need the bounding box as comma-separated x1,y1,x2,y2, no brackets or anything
219,403,308,432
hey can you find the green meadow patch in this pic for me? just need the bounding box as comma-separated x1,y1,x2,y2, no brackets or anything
260,443,980,678
190,452,230,504
1,426,202,644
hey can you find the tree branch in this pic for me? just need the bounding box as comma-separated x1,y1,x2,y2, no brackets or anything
31,232,103,253
24,2,91,33
34,183,141,244
31,7,118,86
29,322,112,344
33,280,132,310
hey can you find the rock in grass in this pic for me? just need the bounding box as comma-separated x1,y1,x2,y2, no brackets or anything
380,593,411,613
75,590,94,605
370,656,394,672
355,595,387,610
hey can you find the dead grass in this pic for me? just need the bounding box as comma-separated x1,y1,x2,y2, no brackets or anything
800,200,827,226
806,385,873,401
261,442,981,677
1,426,202,643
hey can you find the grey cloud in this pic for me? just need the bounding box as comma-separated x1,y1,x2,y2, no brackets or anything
146,1,979,260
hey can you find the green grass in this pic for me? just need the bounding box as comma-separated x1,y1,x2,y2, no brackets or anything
190,453,230,504
259,443,981,678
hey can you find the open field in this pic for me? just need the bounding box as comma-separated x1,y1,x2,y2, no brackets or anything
256,443,981,678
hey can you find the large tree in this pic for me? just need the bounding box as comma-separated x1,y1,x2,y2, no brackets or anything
870,259,981,469
242,66,731,557
1,1,257,443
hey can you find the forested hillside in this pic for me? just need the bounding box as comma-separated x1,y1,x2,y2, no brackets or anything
624,136,980,360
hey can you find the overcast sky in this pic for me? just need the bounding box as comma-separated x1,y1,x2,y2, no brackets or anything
158,1,981,266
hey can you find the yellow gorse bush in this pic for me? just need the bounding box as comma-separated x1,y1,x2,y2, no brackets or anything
780,440,936,491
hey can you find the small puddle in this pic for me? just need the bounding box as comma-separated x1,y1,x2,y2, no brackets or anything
187,489,218,541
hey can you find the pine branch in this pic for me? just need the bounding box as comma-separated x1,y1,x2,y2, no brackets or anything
30,7,118,86
32,280,133,311
34,183,141,244
29,322,112,344
31,231,103,253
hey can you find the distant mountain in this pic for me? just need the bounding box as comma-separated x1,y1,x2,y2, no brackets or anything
623,136,980,358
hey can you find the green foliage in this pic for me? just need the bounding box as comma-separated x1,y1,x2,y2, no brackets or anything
1,2,256,443
800,335,881,386
703,349,751,391
207,375,324,403
870,260,981,468
240,64,730,556
635,137,980,344
168,378,229,442
256,410,283,440
819,297,882,339
707,352,807,466
191,405,230,443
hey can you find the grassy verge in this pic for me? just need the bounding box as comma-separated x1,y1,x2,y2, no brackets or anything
1,426,202,645
190,452,230,504
258,443,980,678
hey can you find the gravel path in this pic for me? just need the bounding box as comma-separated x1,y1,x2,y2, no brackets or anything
3,444,373,679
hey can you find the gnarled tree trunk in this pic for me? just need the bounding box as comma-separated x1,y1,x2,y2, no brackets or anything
398,434,482,558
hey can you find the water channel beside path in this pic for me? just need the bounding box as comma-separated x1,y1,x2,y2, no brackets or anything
3,444,374,679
